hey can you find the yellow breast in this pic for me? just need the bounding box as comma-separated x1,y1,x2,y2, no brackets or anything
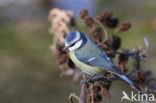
70,51,104,75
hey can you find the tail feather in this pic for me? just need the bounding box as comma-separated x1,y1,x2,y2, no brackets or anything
118,74,140,91
119,75,134,86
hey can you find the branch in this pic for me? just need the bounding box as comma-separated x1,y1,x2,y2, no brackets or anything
89,75,119,83
135,51,140,70
80,73,87,103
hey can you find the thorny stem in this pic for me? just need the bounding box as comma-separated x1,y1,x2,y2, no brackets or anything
95,19,109,40
80,73,87,103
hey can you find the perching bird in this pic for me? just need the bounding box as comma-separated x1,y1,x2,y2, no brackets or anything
64,31,139,89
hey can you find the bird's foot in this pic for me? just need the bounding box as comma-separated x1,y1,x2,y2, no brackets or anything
80,71,84,76
80,74,96,87
80,79,91,85
81,79,90,83
129,71,138,78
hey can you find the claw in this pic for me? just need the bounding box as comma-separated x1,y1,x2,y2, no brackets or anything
80,79,90,85
81,79,90,83
80,74,96,85
129,71,138,78
80,71,84,75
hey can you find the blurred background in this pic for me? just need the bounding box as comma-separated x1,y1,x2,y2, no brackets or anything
0,0,156,103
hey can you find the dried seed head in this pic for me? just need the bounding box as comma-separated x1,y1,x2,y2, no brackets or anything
66,59,75,69
119,22,131,31
93,86,101,93
56,43,67,56
144,70,152,77
118,49,130,64
91,26,103,42
106,17,119,28
56,43,64,51
111,35,121,51
119,54,129,64
80,9,88,19
100,86,111,99
58,54,68,65
84,16,94,27
96,11,113,22
69,17,76,26
94,95,102,102
135,72,145,83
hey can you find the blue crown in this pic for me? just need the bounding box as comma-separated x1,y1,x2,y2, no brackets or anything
66,31,88,43
66,31,77,43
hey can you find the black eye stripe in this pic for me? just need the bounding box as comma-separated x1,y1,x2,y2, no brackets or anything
70,39,81,47
70,42,76,47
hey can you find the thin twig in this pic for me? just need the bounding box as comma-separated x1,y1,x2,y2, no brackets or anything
135,51,140,70
95,19,109,40
69,93,81,103
106,51,134,56
80,73,87,103
90,84,94,103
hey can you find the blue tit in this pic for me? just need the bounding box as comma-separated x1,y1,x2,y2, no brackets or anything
64,31,139,89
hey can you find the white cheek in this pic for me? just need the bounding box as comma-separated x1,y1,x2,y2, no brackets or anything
68,39,83,52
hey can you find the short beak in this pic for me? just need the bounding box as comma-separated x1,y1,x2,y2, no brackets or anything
63,44,70,51
63,46,68,51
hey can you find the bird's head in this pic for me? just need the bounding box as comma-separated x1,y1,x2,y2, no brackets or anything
64,31,88,52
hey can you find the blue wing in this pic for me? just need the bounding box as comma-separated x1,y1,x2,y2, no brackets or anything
75,39,121,74
75,38,140,88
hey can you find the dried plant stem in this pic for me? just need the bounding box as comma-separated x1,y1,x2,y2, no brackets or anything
95,19,109,40
97,39,107,46
80,73,87,103
90,84,94,103
69,93,81,103
135,51,140,70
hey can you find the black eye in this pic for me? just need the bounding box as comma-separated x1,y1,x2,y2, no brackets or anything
70,42,76,47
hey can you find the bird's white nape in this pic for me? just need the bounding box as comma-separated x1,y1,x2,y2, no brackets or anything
68,39,83,52
72,31,81,43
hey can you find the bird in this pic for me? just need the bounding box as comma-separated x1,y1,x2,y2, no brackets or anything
64,31,139,90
